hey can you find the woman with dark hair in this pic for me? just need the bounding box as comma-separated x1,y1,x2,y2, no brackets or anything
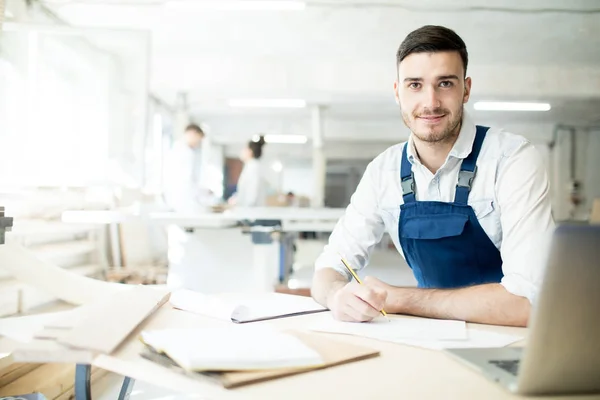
229,135,268,207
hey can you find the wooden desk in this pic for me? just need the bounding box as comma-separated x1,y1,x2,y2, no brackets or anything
31,305,596,400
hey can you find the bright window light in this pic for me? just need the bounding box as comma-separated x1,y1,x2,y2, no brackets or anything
473,101,551,111
272,161,283,172
165,1,306,11
228,99,306,108
265,134,307,144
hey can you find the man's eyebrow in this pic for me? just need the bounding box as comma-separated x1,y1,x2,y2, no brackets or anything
437,75,460,80
403,77,423,82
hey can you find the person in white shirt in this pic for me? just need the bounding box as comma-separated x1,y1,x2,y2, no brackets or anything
311,25,554,327
229,135,268,207
163,123,212,212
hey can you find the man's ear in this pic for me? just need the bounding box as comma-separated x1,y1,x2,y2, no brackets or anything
463,77,472,103
393,81,400,105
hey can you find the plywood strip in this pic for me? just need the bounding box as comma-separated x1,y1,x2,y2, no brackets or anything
0,243,126,305
57,287,170,354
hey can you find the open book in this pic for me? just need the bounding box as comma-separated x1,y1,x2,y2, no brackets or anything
169,289,327,323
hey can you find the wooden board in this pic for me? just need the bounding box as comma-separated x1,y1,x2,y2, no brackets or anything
0,362,42,387
57,287,170,354
0,363,75,398
142,329,380,389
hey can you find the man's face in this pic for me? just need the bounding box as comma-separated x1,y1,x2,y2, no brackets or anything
394,51,471,144
184,130,204,148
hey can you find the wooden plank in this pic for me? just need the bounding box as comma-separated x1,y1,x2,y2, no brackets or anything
58,287,169,354
0,363,75,399
0,363,43,387
0,243,126,306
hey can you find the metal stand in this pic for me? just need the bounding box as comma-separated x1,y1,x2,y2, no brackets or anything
75,364,92,400
75,364,135,400
0,206,14,245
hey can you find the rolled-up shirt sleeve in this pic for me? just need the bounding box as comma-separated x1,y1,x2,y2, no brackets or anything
315,158,387,279
496,141,555,304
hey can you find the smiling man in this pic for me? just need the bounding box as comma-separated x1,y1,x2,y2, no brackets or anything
311,25,554,327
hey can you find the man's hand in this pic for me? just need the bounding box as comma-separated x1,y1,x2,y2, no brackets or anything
328,278,388,322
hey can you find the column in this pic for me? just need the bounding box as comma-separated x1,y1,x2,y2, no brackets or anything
311,105,326,208
173,91,190,142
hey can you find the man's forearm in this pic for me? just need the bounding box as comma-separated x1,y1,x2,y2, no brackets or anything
311,268,349,309
385,283,530,327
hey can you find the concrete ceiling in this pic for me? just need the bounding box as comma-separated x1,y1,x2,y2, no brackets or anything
38,0,600,149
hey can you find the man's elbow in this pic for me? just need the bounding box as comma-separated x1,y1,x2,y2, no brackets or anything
503,293,531,328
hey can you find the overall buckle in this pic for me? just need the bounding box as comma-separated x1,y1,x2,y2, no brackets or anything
457,167,477,189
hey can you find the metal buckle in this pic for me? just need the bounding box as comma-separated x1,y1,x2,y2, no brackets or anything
457,167,477,189
401,174,415,195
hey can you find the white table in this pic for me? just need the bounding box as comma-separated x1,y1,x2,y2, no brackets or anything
62,207,346,293
2,304,599,400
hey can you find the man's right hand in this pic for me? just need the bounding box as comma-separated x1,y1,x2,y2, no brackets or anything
328,281,387,322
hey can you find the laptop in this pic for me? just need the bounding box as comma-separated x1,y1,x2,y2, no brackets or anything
445,224,600,396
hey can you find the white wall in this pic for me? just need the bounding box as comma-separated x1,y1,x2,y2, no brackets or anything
281,162,313,198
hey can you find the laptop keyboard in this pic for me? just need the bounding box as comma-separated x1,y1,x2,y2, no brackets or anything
489,359,520,376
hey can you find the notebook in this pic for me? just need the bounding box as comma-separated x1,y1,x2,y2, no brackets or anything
139,326,324,371
140,329,380,388
169,289,327,323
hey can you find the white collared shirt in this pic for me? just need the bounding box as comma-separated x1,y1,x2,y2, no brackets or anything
315,112,555,303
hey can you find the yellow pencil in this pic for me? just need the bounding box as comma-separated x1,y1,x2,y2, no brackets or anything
339,255,390,321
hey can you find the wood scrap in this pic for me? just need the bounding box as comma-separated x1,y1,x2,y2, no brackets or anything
0,363,74,398
0,243,127,306
56,287,170,354
0,363,42,387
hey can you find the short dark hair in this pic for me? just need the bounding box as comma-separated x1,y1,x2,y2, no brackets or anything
396,25,468,76
248,135,266,159
185,123,204,136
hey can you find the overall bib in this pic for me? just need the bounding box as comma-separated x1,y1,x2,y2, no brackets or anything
398,126,503,288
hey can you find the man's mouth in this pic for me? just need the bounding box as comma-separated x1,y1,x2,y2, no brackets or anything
417,114,446,123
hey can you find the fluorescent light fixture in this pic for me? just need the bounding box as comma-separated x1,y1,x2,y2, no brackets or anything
264,134,307,144
473,101,551,111
228,99,306,108
166,1,305,11
272,161,283,172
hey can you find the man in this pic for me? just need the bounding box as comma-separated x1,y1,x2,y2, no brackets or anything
163,123,212,212
311,25,554,327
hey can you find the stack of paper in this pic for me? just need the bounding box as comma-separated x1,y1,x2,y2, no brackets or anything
169,289,327,323
140,326,325,372
139,327,380,388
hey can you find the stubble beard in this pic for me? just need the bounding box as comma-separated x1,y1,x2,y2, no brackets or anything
402,106,463,145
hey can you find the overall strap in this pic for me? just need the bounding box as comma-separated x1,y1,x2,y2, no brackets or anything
454,125,489,205
400,142,416,203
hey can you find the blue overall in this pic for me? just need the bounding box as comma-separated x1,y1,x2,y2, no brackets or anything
398,126,503,289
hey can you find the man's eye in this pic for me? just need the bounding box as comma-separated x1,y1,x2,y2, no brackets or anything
408,82,421,89
440,81,453,88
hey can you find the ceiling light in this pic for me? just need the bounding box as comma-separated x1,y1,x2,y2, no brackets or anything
265,134,307,144
165,1,306,11
473,101,551,111
228,99,306,108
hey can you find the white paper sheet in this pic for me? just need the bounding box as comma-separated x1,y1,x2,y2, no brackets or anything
140,326,324,371
169,289,326,323
397,329,523,350
307,314,467,341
